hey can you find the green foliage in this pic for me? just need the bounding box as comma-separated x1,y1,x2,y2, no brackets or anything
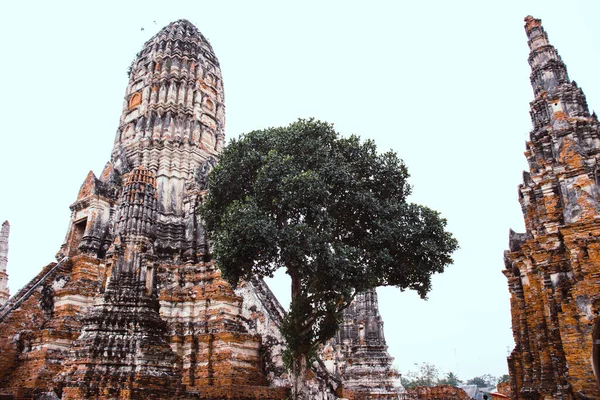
201,119,458,373
401,375,416,390
402,363,502,390
466,374,497,388
438,371,463,386
404,362,440,388
402,363,463,388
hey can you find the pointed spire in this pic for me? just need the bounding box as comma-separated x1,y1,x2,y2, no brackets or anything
148,19,215,59
331,289,406,396
0,221,10,306
76,171,98,201
525,16,569,96
525,16,591,131
518,17,600,230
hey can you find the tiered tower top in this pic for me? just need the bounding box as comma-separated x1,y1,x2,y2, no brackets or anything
113,19,225,173
525,15,569,96
104,19,225,254
524,16,592,132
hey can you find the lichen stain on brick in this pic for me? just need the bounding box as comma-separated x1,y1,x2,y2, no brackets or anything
553,110,569,121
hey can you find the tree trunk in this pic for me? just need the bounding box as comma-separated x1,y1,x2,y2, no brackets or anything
289,269,309,400
291,350,309,400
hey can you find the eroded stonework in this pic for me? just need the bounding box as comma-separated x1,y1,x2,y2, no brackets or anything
504,16,600,400
0,19,401,400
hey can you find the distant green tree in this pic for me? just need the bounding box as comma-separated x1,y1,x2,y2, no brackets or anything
497,374,510,384
467,374,497,388
201,119,458,400
438,371,462,386
401,375,416,390
404,362,441,387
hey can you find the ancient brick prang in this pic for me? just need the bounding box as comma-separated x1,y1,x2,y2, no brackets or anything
325,289,407,399
504,16,600,400
0,221,9,306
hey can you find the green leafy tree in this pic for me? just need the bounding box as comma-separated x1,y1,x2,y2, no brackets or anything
403,365,462,389
497,374,510,384
201,119,458,399
438,371,463,386
401,375,416,390
404,362,441,387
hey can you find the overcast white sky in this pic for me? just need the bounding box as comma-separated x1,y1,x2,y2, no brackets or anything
2,0,600,382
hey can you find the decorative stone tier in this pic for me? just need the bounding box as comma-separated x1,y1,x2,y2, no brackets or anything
157,262,270,390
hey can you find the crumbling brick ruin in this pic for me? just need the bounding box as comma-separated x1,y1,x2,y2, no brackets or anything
0,20,404,400
405,385,470,400
504,16,600,399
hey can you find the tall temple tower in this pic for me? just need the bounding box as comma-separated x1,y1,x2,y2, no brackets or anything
0,221,9,306
504,16,600,399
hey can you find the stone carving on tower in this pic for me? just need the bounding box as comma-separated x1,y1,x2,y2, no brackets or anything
504,16,600,400
0,19,404,400
0,221,9,306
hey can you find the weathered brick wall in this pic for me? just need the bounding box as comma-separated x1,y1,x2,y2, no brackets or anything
0,261,74,395
406,385,470,400
497,381,512,398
